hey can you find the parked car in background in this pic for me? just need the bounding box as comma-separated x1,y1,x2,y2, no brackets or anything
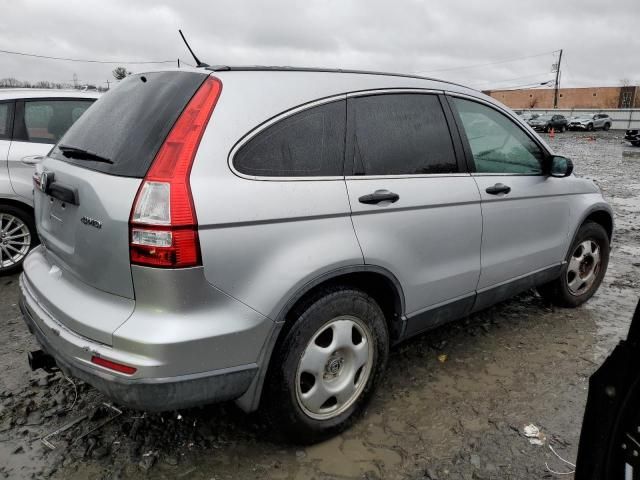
0,89,99,274
20,67,612,441
527,113,569,132
624,129,640,146
569,113,612,131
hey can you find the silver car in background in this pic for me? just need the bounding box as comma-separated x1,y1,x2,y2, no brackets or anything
19,67,613,441
0,89,98,274
569,113,613,131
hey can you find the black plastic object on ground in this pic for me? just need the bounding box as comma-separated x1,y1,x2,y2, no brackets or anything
575,299,640,479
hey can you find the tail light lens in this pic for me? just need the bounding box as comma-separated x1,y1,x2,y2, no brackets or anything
129,76,222,268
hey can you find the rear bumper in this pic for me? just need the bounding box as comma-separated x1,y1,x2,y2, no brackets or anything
19,285,258,411
18,249,277,411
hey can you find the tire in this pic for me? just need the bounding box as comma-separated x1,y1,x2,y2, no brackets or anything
560,125,566,133
0,205,38,276
264,286,389,442
603,123,611,131
538,222,609,307
587,123,594,131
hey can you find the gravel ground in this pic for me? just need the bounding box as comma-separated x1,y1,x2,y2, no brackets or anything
1,131,639,480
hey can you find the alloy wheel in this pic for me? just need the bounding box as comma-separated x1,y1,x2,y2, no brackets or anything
0,213,31,269
295,315,374,420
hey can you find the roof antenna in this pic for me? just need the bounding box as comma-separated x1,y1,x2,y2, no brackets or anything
179,29,209,68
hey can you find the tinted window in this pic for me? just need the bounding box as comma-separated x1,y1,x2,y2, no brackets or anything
349,94,457,176
453,98,545,174
234,100,345,177
0,103,11,140
23,99,93,143
50,71,207,178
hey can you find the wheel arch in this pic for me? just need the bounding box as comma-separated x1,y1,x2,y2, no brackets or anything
0,197,34,216
583,209,614,242
566,206,614,258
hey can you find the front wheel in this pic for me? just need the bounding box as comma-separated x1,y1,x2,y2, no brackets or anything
538,222,609,307
264,286,389,442
0,205,38,276
587,123,594,131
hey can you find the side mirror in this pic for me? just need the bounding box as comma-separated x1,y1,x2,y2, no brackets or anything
548,155,573,178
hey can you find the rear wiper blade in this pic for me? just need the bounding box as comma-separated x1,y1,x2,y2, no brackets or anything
58,145,113,164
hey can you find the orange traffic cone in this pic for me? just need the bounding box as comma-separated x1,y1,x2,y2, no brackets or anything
549,127,555,138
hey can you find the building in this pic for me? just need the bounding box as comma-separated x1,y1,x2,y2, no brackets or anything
484,86,640,110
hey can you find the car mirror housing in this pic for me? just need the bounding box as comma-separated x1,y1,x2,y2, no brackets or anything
548,155,574,178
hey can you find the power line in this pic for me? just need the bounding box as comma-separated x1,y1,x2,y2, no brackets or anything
0,48,176,65
413,49,560,75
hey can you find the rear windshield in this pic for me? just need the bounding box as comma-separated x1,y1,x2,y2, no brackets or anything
49,71,207,178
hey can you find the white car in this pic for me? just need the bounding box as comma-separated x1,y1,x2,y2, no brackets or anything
0,89,99,274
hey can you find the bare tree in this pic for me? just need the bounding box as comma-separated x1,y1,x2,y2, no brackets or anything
112,67,131,80
0,78,22,88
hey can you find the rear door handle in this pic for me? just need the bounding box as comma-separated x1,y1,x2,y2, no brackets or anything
485,183,511,195
358,190,400,205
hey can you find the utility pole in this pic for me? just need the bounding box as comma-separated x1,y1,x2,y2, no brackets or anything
553,49,563,109
105,79,110,90
177,58,180,68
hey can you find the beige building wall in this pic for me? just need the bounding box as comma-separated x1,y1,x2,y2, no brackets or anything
485,86,638,109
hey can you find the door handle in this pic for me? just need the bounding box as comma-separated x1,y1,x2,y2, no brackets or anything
485,183,511,195
21,155,44,166
358,190,400,205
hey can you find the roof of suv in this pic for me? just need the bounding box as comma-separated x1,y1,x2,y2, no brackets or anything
0,88,101,101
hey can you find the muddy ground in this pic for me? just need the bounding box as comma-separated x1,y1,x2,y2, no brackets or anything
1,131,639,480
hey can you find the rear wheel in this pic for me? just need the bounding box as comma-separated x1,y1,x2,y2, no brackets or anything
264,286,389,442
0,205,38,276
538,222,609,307
560,125,567,133
603,122,611,131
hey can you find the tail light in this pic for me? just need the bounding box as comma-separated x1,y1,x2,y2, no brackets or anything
129,76,222,268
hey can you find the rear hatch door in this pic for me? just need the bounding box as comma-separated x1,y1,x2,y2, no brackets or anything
30,70,208,342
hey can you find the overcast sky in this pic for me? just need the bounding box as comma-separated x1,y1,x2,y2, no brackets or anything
1,0,638,90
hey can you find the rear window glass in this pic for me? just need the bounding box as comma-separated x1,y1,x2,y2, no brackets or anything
24,100,93,143
50,71,207,178
234,100,346,177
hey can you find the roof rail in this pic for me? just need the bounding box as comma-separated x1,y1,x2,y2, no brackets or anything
204,65,470,90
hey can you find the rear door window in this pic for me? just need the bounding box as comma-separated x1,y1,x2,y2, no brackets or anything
233,100,346,177
49,71,208,178
347,94,458,176
21,99,93,143
452,97,545,174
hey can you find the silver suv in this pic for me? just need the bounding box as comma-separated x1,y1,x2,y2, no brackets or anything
19,68,612,440
569,113,613,131
0,89,98,274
